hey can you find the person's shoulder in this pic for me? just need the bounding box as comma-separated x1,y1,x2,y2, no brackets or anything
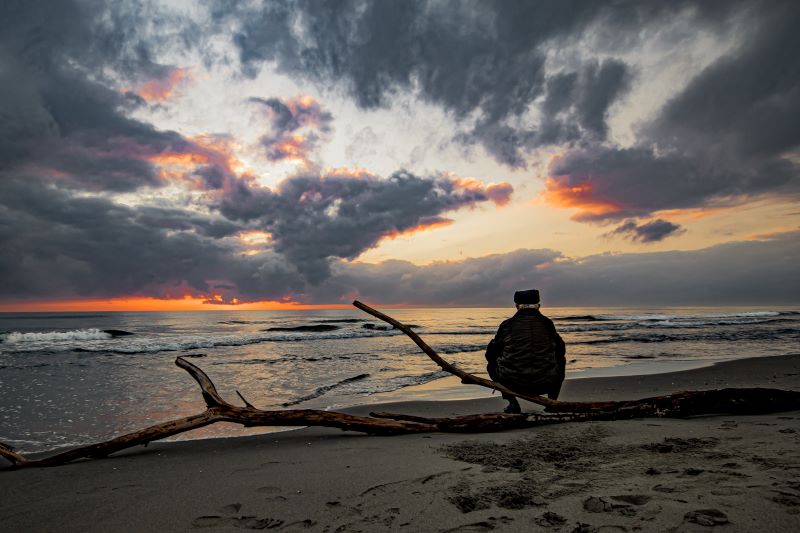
498,316,515,329
534,311,556,325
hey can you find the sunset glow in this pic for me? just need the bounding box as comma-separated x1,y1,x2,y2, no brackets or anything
1,0,797,310
0,297,349,313
137,67,191,102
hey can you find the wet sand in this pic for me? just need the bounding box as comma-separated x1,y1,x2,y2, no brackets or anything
2,354,799,532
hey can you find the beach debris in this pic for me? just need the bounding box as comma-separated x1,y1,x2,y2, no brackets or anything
3,300,800,468
536,512,567,527
684,509,729,526
583,496,614,513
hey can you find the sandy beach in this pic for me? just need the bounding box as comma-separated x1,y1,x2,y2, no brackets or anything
2,354,799,532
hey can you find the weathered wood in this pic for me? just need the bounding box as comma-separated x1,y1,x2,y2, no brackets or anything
352,301,800,416
353,300,565,409
2,302,799,469
0,356,436,468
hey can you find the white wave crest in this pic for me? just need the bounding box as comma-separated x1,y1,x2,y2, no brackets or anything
597,311,781,321
3,329,112,343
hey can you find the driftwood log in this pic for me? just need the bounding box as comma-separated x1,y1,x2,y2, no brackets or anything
1,301,799,468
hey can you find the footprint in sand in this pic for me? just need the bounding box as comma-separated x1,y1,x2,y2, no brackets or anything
256,485,283,494
535,511,567,527
439,522,496,532
440,516,514,532
191,515,284,529
683,509,729,527
191,502,286,530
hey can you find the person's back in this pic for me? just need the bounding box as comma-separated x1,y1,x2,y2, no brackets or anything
486,289,566,412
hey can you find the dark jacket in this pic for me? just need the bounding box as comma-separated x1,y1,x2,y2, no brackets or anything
485,308,566,394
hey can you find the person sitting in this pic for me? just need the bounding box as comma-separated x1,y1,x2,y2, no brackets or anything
485,289,566,413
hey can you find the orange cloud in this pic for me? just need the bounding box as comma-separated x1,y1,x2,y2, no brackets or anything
383,218,454,240
657,207,730,221
449,177,514,206
137,67,191,103
541,176,623,218
146,134,250,189
269,134,314,163
743,226,798,241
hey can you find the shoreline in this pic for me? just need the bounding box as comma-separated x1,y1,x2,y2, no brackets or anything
13,352,800,454
3,354,800,532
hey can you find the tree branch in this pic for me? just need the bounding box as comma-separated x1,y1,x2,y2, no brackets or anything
2,304,799,469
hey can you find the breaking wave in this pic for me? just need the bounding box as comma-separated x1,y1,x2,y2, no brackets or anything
3,329,113,343
576,327,800,345
266,324,341,332
66,329,402,355
555,310,785,322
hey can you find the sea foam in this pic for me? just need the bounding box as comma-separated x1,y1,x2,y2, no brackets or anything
3,328,112,343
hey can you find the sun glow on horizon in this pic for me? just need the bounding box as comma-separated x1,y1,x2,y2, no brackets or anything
0,297,350,313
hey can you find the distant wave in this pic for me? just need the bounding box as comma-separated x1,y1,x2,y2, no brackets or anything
0,314,110,320
596,311,782,321
436,343,487,354
266,324,341,332
424,329,496,335
3,329,113,343
558,317,791,333
220,318,367,325
56,329,403,355
553,311,791,322
576,327,800,345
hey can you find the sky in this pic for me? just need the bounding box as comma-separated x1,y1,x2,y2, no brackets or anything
0,0,798,310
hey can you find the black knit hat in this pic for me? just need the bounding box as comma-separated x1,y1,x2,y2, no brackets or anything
514,289,540,304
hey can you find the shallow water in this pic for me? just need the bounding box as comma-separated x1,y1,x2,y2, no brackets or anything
1,306,797,452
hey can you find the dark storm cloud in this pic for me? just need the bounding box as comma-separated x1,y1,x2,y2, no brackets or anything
0,0,201,191
606,219,684,243
308,231,800,306
546,1,800,221
217,170,514,282
0,179,304,301
2,178,793,306
312,249,562,306
133,207,242,239
223,0,736,167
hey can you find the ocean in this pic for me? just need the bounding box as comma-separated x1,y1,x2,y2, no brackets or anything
1,306,798,452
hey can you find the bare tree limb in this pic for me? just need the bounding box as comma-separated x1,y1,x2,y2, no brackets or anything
0,357,436,468
352,301,800,415
2,304,799,469
352,300,619,411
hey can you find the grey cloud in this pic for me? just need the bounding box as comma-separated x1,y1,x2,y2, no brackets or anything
307,231,800,306
217,170,513,282
0,0,201,191
548,1,800,221
248,96,334,163
223,0,727,167
606,219,684,243
133,207,242,239
3,177,795,307
0,178,303,302
311,249,562,306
